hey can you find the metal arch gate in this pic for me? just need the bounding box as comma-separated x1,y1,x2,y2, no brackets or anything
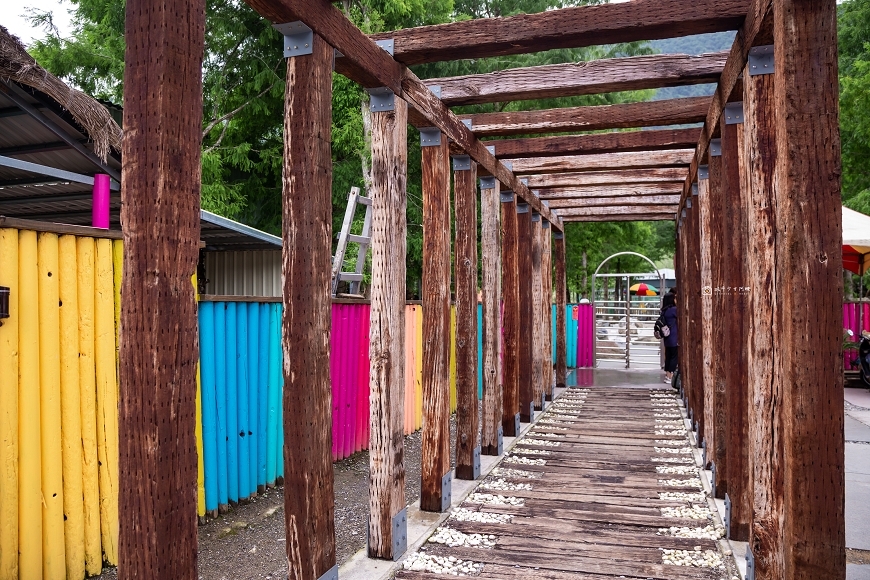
592,252,665,369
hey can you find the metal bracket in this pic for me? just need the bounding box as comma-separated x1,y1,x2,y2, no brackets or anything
520,177,529,185
692,183,699,196
472,445,482,480
554,231,564,240
686,198,692,210
503,161,513,171
376,39,394,55
531,211,541,222
368,87,395,112
689,407,694,422
748,45,774,76
528,402,535,423
698,165,709,180
514,413,521,436
517,203,530,214
453,155,471,171
427,85,442,99
501,191,515,203
694,421,700,440
419,127,441,147
497,425,504,455
317,565,338,580
681,209,687,219
542,220,551,229
702,438,707,466
486,145,496,156
746,547,756,580
274,22,313,58
724,102,745,125
725,493,732,539
392,508,407,560
461,119,473,130
441,472,453,512
541,392,546,411
480,176,496,190
711,460,716,496
710,138,722,157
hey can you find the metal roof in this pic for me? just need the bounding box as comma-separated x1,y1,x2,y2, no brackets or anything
0,81,281,251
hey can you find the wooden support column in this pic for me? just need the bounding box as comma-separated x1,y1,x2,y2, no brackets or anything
542,221,553,400
554,230,568,388
420,130,451,512
705,145,727,497
698,163,714,467
501,191,521,436
721,116,750,539
454,156,480,480
118,0,204,576
517,204,535,423
480,177,503,456
531,212,544,410
746,1,845,575
368,93,408,560
279,31,337,579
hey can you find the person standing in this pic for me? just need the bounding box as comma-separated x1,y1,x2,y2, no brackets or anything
660,292,679,383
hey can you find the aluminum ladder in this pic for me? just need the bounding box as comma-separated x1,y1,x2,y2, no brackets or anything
331,186,372,297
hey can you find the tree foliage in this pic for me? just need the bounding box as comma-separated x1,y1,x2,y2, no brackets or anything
839,0,870,214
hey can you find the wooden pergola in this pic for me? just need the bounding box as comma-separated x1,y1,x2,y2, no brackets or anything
118,0,844,578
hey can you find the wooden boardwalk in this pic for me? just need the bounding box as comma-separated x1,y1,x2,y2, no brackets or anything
397,386,734,580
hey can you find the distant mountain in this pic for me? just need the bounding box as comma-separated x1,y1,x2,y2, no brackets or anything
648,32,737,100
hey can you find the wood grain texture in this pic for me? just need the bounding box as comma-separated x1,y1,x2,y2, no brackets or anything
555,205,678,217
487,128,701,159
467,97,710,138
367,98,408,559
280,35,337,578
480,180,502,456
539,184,684,199
773,1,844,576
118,0,204,575
554,233,567,388
367,0,748,65
420,136,452,510
501,195,521,436
454,162,480,480
697,173,714,471
527,168,688,188
531,217,544,410
546,196,681,209
723,121,751,541
560,213,676,223
517,207,535,422
432,52,728,106
542,227,553,400
510,150,694,175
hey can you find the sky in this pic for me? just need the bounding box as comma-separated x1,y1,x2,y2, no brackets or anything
5,0,74,46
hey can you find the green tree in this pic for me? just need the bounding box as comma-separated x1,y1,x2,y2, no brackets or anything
839,0,870,214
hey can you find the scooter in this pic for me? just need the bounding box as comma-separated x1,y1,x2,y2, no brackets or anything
846,329,870,387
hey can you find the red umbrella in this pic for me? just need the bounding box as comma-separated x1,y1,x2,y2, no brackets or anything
629,283,658,296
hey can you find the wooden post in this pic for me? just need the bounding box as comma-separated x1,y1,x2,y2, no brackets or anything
542,222,554,400
501,191,521,436
721,115,750,538
118,0,204,576
280,31,337,579
699,162,714,468
689,198,705,440
420,131,451,512
531,213,543,410
368,93,408,560
747,1,845,575
517,204,535,423
454,157,480,480
554,230,568,388
705,144,728,496
480,177,503,456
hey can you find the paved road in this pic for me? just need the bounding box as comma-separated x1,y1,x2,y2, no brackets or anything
846,387,870,580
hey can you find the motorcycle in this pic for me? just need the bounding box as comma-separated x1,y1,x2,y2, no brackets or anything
846,329,870,387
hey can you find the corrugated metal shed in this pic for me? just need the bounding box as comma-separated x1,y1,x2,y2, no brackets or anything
204,250,282,297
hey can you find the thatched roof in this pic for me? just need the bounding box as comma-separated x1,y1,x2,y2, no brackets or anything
0,25,122,161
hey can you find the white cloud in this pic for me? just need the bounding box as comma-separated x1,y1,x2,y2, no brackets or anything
4,0,74,46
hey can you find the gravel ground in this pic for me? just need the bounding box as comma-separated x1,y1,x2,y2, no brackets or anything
95,415,459,579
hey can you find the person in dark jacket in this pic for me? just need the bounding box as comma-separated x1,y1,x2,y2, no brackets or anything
660,292,679,383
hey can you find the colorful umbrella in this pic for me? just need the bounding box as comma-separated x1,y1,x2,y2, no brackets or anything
629,283,658,296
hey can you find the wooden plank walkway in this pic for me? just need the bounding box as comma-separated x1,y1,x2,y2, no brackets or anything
397,386,735,580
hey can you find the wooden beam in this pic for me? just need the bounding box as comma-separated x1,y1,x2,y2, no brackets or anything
698,168,714,474
678,0,773,212
367,97,407,560
526,168,688,188
433,52,729,107
531,215,544,410
279,33,337,579
517,205,535,423
466,97,710,138
118,0,205,576
365,0,748,66
541,224,553,401
486,128,701,159
556,205,678,217
500,192,521,437
480,178,503,457
546,195,681,209
243,0,561,229
561,213,675,223
554,231,567,389
510,150,694,175
420,133,451,512
454,159,479,481
539,184,684,199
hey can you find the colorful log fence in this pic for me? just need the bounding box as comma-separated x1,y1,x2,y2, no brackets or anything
844,301,870,371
